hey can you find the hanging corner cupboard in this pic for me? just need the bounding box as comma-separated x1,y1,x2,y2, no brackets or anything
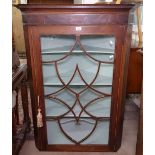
17,4,134,152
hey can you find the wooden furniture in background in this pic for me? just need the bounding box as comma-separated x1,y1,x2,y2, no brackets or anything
12,37,31,155
12,65,31,155
127,3,143,94
127,47,143,93
18,4,134,152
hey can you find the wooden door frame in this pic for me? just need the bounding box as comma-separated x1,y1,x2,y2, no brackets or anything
25,25,129,151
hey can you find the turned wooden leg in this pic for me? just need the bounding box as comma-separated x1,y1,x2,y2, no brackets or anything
21,78,31,132
15,88,19,125
12,107,17,138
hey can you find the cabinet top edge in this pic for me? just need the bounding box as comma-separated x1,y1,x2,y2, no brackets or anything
16,4,135,11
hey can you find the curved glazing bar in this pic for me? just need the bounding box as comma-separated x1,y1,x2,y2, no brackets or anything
41,35,115,145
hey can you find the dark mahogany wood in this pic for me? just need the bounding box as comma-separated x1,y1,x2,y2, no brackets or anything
127,47,143,93
28,0,73,4
18,4,134,152
18,4,134,25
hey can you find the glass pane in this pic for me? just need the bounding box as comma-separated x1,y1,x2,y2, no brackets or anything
46,119,109,144
41,35,115,145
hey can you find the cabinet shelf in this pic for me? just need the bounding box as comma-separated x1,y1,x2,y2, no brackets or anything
41,49,115,64
44,84,112,87
45,97,111,118
43,65,113,86
42,49,115,55
46,116,110,120
43,75,113,86
43,85,112,97
43,82,112,86
41,36,115,55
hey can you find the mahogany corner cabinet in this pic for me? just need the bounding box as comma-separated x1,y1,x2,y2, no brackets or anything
17,4,134,152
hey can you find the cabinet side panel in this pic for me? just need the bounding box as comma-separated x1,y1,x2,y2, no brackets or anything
115,25,132,151
108,26,127,151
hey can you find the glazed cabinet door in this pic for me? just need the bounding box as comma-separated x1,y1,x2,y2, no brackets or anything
42,35,114,145
27,25,127,151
